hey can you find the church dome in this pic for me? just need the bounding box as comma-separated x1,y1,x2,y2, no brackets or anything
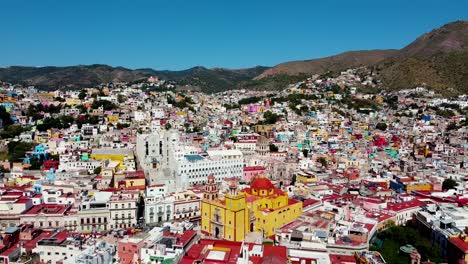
251,177,274,190
251,175,275,196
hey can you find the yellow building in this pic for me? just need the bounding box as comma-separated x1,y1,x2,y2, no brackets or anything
6,175,39,187
359,123,369,130
201,175,302,241
404,181,432,194
90,149,134,170
296,171,317,184
66,98,82,106
254,124,276,136
107,115,119,124
113,171,146,189
201,176,249,241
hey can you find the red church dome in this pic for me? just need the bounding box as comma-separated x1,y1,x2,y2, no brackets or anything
251,176,274,190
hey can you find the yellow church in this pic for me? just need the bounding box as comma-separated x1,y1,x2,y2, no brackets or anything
201,175,302,241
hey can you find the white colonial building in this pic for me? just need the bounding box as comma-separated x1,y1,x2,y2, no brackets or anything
108,191,139,229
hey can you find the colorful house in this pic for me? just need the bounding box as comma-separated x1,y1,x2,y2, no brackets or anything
390,176,432,194
107,115,119,124
243,166,266,183
90,149,134,169
114,171,146,189
23,144,50,166
296,170,317,184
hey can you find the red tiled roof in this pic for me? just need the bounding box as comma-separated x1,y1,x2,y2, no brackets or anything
450,236,468,253
168,230,197,248
303,199,321,208
22,204,70,215
0,244,20,257
250,245,287,264
386,199,424,212
251,177,274,190
243,166,266,172
329,254,357,264
22,230,55,250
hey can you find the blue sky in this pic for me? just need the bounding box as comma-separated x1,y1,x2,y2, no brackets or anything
1,0,467,70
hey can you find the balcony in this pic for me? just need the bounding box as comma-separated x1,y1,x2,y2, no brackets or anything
210,214,222,225
113,216,133,220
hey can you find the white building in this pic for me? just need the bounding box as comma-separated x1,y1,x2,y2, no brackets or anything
64,241,116,264
108,191,139,229
172,191,201,222
58,154,102,174
137,131,244,191
152,108,165,119
145,195,174,225
177,149,244,187
134,111,149,122
77,191,113,232
33,231,83,263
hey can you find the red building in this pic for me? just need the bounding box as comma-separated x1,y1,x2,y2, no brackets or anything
42,160,59,171
0,227,21,264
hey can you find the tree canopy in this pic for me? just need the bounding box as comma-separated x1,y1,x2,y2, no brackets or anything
442,178,458,190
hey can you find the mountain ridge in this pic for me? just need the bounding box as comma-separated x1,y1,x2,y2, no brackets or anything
0,20,467,94
0,64,270,93
255,49,399,79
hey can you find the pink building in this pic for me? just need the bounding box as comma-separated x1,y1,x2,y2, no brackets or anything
118,237,146,264
243,166,266,183
247,104,260,113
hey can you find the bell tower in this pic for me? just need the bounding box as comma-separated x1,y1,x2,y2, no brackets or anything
204,174,219,200
225,180,245,211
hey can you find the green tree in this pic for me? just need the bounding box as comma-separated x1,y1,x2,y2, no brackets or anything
317,157,328,168
0,106,13,127
76,104,88,114
442,178,458,190
29,156,42,170
92,100,116,110
330,84,341,94
376,122,388,131
50,154,60,161
269,144,279,152
60,115,75,128
263,111,280,124
8,141,36,162
116,123,130,129
0,125,29,139
446,122,458,131
94,166,102,175
78,89,87,100
117,94,126,104
223,103,240,110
